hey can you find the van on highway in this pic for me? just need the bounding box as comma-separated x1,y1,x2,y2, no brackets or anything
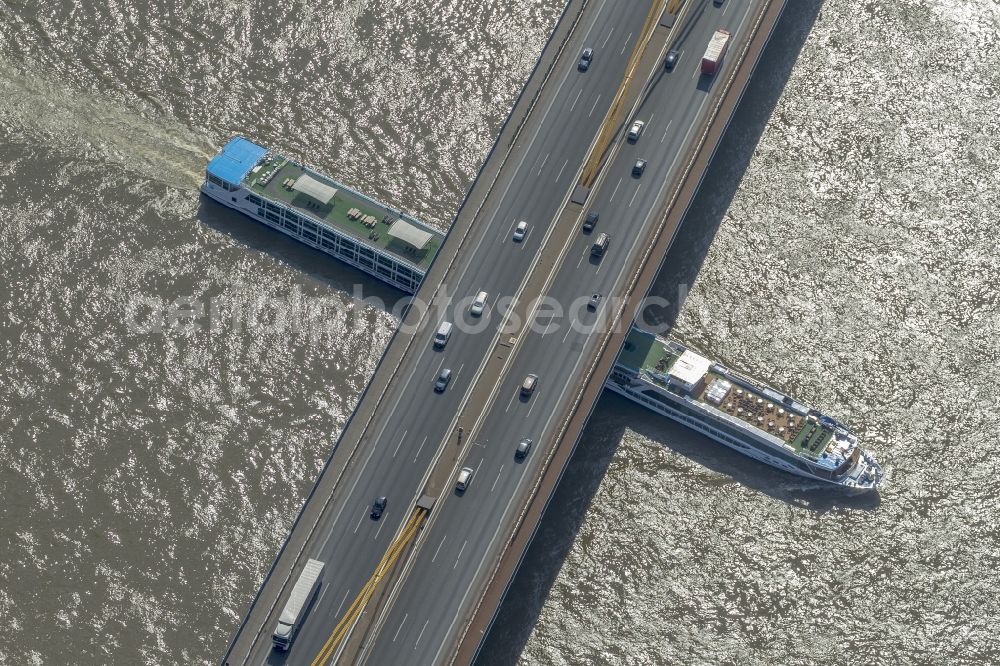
591,233,609,257
433,321,453,349
456,467,474,492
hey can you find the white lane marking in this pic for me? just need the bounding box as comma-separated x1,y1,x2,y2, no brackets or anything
414,619,429,649
588,94,602,118
536,152,550,175
315,580,330,610
491,465,505,493
453,363,466,386
629,184,642,208
621,32,633,55
505,388,517,413
498,218,517,243
576,246,588,269
431,535,447,563
601,26,614,48
646,112,656,128
453,540,468,570
392,429,408,458
660,119,674,144
526,395,538,417
568,88,583,112
374,514,387,541
562,323,575,344
692,62,701,80
393,613,409,642
412,434,429,463
555,159,569,183
352,506,365,534
334,589,350,617
609,177,623,202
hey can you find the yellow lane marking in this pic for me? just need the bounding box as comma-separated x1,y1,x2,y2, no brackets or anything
310,508,426,666
580,0,669,187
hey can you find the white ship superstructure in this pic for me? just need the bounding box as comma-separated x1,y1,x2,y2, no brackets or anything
607,327,882,492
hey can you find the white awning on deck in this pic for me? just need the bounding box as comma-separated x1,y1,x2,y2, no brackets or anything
387,220,433,249
292,173,338,204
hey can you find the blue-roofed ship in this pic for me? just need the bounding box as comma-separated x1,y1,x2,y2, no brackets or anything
202,136,443,293
608,326,882,492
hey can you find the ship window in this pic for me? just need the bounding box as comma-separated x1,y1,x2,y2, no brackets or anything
266,212,280,223
266,202,280,213
248,194,262,206
282,220,296,231
340,239,356,252
257,208,265,216
207,173,223,187
359,247,374,258
302,220,317,232
303,231,317,242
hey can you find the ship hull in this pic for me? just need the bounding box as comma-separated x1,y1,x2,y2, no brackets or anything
605,379,877,494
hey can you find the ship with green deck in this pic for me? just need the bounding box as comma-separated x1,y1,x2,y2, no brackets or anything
608,326,882,492
202,136,443,293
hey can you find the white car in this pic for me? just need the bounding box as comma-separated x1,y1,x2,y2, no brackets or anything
513,220,528,241
470,290,488,316
627,120,645,142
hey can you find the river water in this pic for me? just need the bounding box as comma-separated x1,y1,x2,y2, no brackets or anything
0,0,997,665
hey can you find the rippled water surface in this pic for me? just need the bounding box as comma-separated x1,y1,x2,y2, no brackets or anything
0,0,997,664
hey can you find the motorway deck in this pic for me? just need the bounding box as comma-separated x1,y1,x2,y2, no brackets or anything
219,0,789,664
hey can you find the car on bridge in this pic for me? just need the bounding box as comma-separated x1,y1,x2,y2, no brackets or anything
370,496,387,520
627,120,645,143
591,232,610,257
664,49,680,71
582,210,599,232
470,290,488,316
588,293,602,310
515,438,533,461
520,373,538,397
456,467,474,492
632,158,647,177
434,368,452,393
513,220,528,241
578,47,594,71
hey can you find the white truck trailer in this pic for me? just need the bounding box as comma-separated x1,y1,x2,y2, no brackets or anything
272,558,325,651
701,28,731,75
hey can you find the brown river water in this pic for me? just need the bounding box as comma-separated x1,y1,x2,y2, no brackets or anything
0,1,997,664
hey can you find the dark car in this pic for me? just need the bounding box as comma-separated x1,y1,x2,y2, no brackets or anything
520,373,538,397
588,293,602,310
578,47,594,71
515,438,533,460
632,159,647,177
371,496,387,520
434,367,452,393
664,49,679,71
583,210,599,232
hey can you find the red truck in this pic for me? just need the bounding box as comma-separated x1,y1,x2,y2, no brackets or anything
701,28,731,75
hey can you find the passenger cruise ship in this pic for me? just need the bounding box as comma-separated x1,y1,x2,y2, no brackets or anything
202,137,443,293
607,327,882,492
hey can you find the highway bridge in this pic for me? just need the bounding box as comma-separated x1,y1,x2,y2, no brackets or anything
220,0,787,664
